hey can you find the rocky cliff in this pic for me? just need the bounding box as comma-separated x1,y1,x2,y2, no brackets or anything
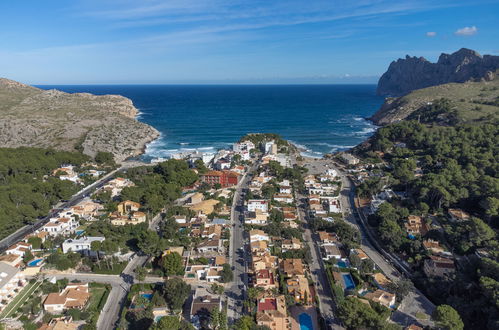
377,48,499,96
0,78,160,162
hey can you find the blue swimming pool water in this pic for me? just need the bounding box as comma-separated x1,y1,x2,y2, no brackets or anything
27,258,43,267
76,230,85,236
337,261,348,268
141,293,153,300
299,313,313,330
342,273,355,290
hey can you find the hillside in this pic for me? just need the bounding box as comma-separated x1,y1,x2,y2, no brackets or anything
377,48,499,96
0,78,159,162
370,72,499,125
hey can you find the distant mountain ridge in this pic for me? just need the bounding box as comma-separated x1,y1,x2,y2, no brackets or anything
0,78,159,162
377,48,499,96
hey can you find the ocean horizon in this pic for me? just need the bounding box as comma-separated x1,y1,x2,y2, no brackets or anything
37,84,383,159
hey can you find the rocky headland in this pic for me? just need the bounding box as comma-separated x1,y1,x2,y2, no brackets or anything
0,78,160,162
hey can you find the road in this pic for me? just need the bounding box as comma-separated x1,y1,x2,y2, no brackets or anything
296,192,343,329
226,163,257,323
0,168,121,253
306,160,435,327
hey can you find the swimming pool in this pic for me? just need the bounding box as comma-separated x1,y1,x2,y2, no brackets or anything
299,313,313,330
342,273,355,290
27,258,43,267
337,260,348,268
76,230,85,236
141,293,153,300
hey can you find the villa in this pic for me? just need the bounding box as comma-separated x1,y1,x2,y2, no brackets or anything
44,283,90,313
364,289,396,309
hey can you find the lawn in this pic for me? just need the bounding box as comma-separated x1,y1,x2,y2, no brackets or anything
0,280,41,319
87,284,111,312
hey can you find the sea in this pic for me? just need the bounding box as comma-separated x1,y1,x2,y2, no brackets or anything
38,85,383,160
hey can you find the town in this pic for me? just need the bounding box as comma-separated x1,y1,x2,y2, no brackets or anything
0,131,484,330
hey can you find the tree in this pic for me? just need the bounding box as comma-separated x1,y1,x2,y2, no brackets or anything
162,252,184,276
337,297,386,329
211,283,224,295
94,151,115,166
164,278,191,311
220,264,234,283
137,230,164,256
432,305,464,330
135,266,147,281
151,316,181,330
27,237,42,250
387,279,413,298
23,250,34,263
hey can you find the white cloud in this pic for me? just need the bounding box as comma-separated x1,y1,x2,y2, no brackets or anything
426,31,436,37
454,26,478,36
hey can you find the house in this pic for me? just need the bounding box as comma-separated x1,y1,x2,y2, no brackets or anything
279,186,292,194
249,230,270,243
205,268,222,282
327,199,341,213
372,273,392,290
188,193,204,205
70,200,103,220
214,159,231,170
0,262,26,312
280,259,304,277
304,175,316,186
318,231,339,245
281,238,301,251
273,193,294,204
173,215,188,224
423,239,450,256
256,295,290,330
351,248,369,260
201,225,222,239
244,211,269,226
213,256,226,267
251,241,269,255
325,168,338,177
38,316,79,330
341,153,360,165
5,242,32,257
52,165,79,183
42,217,79,237
447,209,470,222
62,237,105,254
117,200,141,215
364,289,396,309
233,141,255,153
200,170,239,187
252,255,278,273
247,200,269,213
197,239,223,253
322,244,342,260
44,283,90,313
287,275,312,304
0,254,22,268
404,215,428,237
423,256,455,278
190,287,222,322
255,269,277,290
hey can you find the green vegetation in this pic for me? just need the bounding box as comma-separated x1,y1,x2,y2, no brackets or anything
336,296,398,330
0,147,88,238
432,305,464,330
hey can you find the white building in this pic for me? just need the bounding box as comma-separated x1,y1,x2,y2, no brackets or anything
249,230,270,243
247,200,269,213
0,262,26,312
233,141,255,153
62,237,105,254
327,199,341,213
42,217,79,237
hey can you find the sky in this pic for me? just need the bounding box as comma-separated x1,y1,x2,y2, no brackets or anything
0,0,498,84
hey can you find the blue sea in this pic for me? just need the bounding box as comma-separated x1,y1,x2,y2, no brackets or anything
38,85,383,159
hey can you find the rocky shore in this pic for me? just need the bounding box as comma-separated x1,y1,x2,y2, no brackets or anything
0,78,160,162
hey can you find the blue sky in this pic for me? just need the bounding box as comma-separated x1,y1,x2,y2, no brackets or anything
0,0,498,84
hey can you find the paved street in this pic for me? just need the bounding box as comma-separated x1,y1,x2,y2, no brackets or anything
226,164,256,323
305,159,434,327
296,192,343,329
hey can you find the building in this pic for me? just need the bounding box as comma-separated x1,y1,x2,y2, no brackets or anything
255,269,277,290
404,215,428,237
233,141,255,153
190,288,222,323
256,295,291,330
423,256,456,278
364,289,396,309
273,193,294,204
281,238,301,251
42,217,79,237
327,199,341,213
117,200,141,215
447,208,470,222
318,231,339,245
280,259,305,277
322,244,342,260
62,237,105,254
372,273,392,290
0,262,26,312
5,242,32,257
249,229,270,243
423,239,450,256
247,199,269,213
188,193,204,205
197,239,223,253
43,283,90,313
287,275,312,304
200,170,239,187
244,211,269,226
341,153,360,165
